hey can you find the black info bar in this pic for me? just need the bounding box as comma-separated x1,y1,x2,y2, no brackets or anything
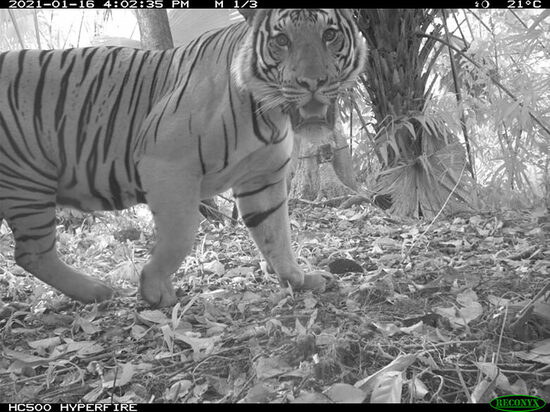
6,405,137,412
6,0,546,9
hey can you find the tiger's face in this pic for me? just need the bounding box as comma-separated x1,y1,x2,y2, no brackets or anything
234,9,366,135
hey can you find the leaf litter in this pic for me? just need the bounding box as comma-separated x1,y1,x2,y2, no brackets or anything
1,204,549,403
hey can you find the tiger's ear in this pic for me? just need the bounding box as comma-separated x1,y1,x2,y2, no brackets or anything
238,9,258,23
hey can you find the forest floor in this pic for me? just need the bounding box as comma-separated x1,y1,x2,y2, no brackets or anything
1,202,549,403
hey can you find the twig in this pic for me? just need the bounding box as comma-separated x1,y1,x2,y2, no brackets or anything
455,362,472,403
496,303,508,363
510,282,550,332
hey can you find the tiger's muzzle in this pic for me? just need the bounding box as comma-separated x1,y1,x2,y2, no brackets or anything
289,97,335,133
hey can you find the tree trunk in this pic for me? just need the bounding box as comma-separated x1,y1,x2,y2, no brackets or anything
289,122,356,202
288,131,322,201
135,10,174,50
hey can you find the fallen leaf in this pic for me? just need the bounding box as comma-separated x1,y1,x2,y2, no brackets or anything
470,376,496,403
3,348,58,366
27,337,62,352
241,383,274,403
103,363,135,389
434,289,482,327
400,321,424,335
355,354,417,393
225,267,254,278
137,310,170,326
165,380,193,401
370,371,403,403
76,317,100,335
64,340,104,357
411,376,429,399
304,295,318,309
372,322,401,337
131,324,148,340
292,392,331,403
203,260,225,276
515,339,550,364
254,356,292,380
83,385,104,402
174,332,221,360
241,291,262,303
475,362,521,394
325,383,366,403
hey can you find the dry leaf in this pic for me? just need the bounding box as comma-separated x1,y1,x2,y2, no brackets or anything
411,376,429,399
254,356,292,380
434,289,482,327
515,339,550,364
370,371,403,403
27,337,62,352
131,324,148,340
241,383,274,403
137,310,170,326
470,377,496,403
165,380,193,401
76,317,100,335
355,354,416,393
325,383,367,403
203,260,225,275
103,363,135,389
174,332,221,360
292,392,331,403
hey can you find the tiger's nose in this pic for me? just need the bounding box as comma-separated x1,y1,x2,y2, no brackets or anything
296,76,328,92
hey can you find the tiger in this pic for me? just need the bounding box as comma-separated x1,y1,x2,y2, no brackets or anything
0,9,367,307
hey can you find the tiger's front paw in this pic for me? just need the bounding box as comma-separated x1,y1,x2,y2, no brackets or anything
302,270,333,292
62,274,114,304
85,281,115,303
139,272,177,307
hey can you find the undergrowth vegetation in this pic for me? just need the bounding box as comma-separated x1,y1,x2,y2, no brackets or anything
1,203,549,403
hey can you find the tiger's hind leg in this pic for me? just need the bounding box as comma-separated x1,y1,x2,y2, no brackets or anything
138,157,201,307
4,191,114,303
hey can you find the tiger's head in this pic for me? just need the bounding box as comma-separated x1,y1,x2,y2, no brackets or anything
233,9,367,136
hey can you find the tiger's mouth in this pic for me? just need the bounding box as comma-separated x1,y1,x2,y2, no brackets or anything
289,98,335,132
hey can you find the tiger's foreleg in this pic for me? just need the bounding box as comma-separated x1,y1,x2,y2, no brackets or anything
4,193,114,303
234,179,326,291
137,155,201,307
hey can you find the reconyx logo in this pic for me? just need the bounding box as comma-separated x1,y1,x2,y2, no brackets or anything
490,395,546,412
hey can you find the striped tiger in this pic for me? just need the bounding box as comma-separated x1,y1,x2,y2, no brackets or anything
0,9,366,307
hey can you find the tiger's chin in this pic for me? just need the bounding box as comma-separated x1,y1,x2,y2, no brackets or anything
293,121,333,139
288,99,335,137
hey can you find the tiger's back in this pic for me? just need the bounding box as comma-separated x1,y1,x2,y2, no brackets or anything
2,47,155,211
0,10,366,307
0,23,251,213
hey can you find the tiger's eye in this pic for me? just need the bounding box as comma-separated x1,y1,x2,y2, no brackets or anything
274,33,290,47
323,28,337,42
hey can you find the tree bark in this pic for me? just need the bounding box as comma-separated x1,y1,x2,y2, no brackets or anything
289,123,356,202
136,10,174,50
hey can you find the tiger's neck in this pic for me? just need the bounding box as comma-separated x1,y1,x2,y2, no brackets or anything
135,22,295,198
